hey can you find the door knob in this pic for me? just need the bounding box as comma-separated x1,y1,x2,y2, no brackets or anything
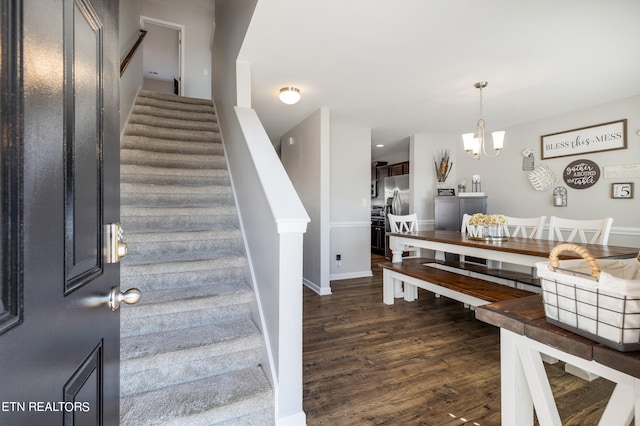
108,286,141,311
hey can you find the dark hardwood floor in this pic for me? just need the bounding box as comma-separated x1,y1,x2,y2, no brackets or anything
302,254,615,425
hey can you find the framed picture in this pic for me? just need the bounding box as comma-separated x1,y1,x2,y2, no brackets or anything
611,182,634,199
437,188,455,196
541,119,627,160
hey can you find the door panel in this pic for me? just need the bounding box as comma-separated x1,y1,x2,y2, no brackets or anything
0,0,120,424
64,0,103,292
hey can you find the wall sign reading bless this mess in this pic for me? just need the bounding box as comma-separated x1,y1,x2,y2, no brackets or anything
541,119,627,160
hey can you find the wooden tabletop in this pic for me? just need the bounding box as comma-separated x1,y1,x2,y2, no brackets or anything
476,295,640,379
387,230,639,260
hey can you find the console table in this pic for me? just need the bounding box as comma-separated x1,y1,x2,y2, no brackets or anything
476,295,640,425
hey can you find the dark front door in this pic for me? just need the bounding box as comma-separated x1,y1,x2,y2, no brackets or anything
1,0,122,424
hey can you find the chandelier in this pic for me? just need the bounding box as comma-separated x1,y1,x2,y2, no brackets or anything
462,81,505,159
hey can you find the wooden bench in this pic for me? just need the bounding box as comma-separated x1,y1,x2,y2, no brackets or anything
428,259,541,290
379,258,535,308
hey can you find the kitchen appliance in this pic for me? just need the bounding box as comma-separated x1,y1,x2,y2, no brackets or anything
383,174,410,259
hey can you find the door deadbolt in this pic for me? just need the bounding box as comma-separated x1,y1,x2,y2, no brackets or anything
105,222,128,263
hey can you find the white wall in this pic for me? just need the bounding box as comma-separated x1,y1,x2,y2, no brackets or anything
330,123,372,280
409,132,457,229
281,109,331,295
408,95,640,247
119,0,143,136
139,0,213,99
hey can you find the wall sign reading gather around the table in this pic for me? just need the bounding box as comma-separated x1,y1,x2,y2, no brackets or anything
562,159,600,189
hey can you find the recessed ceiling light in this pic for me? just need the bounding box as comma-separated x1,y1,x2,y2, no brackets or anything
376,144,384,148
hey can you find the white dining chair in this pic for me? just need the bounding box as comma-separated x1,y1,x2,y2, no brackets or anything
547,216,613,245
502,215,547,239
387,213,419,298
388,213,418,233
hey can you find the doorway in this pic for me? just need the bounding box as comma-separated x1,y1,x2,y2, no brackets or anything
140,16,184,96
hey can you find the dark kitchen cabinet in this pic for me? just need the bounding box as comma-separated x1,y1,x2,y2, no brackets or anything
371,218,385,255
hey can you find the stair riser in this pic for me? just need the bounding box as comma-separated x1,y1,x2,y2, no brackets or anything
126,123,219,142
121,172,230,186
129,114,219,132
124,239,243,258
120,345,262,396
121,154,227,170
136,96,215,113
121,214,238,230
121,267,246,292
121,192,234,207
121,302,253,338
122,137,224,155
133,104,217,122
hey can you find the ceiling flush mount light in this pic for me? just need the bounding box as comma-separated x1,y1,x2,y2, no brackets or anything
462,81,505,160
279,87,301,105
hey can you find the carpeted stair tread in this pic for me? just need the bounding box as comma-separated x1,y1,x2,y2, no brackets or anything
129,113,219,132
121,148,227,169
132,103,216,122
120,90,272,424
119,367,273,426
126,123,219,142
138,89,214,105
121,265,246,292
121,183,234,207
121,205,238,230
124,280,253,316
121,251,245,270
120,164,229,186
121,318,261,361
122,135,223,155
122,229,242,258
120,296,253,337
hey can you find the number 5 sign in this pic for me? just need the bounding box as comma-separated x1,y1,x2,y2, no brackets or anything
611,183,634,199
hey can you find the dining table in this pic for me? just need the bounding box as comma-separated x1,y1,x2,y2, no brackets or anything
387,229,640,425
477,295,640,425
387,229,639,268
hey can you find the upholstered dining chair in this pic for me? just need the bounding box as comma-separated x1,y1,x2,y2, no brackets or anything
502,215,547,239
547,216,613,245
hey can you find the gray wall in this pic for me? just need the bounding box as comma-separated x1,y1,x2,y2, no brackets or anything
139,0,213,99
281,109,331,294
410,95,640,247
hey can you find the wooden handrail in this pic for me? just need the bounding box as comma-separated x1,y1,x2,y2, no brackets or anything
120,29,147,77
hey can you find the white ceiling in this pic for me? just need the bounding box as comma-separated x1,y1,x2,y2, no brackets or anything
237,0,640,159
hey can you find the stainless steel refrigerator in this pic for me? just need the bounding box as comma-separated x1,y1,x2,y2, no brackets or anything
384,174,409,259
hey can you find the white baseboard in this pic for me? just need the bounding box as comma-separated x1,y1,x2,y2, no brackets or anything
330,270,373,281
303,278,332,295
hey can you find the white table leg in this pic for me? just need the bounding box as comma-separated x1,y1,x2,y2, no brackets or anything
501,329,534,426
598,383,634,425
516,341,562,425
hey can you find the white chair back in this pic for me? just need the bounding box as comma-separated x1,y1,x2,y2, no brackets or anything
502,215,546,239
547,216,613,245
388,213,418,233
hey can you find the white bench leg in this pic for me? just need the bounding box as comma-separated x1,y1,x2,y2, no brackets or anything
394,280,405,298
383,269,395,305
404,283,417,302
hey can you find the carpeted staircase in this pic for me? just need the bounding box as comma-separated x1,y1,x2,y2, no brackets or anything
119,90,273,425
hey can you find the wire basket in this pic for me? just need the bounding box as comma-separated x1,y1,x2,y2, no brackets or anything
536,243,640,351
528,164,557,191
